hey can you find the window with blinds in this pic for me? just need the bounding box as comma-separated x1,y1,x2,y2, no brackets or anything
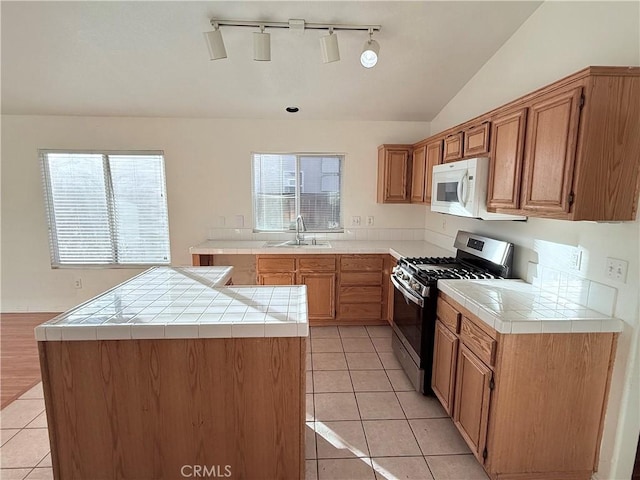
252,153,343,232
41,151,171,267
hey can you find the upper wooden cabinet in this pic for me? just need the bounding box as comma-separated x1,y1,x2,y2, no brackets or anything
410,143,427,203
410,139,443,204
521,87,583,215
425,139,443,204
377,145,412,203
487,107,527,210
443,132,464,163
463,122,491,157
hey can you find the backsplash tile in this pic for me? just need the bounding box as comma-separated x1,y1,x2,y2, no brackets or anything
527,262,617,317
206,228,426,242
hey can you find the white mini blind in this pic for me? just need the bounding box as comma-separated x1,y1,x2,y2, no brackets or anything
41,151,170,267
252,153,343,232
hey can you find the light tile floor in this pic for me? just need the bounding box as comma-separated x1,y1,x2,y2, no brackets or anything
0,324,488,480
306,325,489,480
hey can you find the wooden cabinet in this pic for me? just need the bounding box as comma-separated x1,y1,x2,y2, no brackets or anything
487,107,527,209
443,132,463,162
377,145,412,203
256,255,336,322
520,86,582,214
432,320,458,415
255,254,391,326
463,122,491,157
410,143,427,203
337,255,386,324
424,139,443,204
410,138,443,204
453,343,492,461
432,293,618,480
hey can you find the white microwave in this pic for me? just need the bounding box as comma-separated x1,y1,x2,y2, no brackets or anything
431,157,526,220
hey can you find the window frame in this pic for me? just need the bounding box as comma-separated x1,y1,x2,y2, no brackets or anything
40,149,171,269
251,152,345,233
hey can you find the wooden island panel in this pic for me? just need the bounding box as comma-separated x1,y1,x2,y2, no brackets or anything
39,337,305,480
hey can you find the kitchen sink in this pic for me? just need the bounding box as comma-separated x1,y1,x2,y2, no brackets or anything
263,240,332,248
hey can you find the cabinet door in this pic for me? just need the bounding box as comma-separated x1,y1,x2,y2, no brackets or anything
463,122,491,157
258,273,296,285
432,321,459,415
487,108,527,210
521,87,582,214
453,344,492,462
378,146,411,203
298,272,335,321
410,144,427,203
443,132,463,163
424,140,443,204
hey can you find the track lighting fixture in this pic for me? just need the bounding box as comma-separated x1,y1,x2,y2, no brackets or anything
319,28,340,63
253,25,271,61
204,23,227,61
204,18,381,67
360,29,380,68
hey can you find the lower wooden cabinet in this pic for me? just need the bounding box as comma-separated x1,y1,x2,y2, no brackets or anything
432,320,458,415
432,294,618,480
255,254,391,326
298,272,335,321
453,343,492,462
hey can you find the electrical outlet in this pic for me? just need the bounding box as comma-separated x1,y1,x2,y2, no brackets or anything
351,216,361,226
74,278,83,289
235,215,244,228
441,218,447,231
569,249,582,270
606,257,628,283
367,216,374,226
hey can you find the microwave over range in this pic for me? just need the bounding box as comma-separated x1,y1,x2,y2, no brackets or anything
431,157,526,221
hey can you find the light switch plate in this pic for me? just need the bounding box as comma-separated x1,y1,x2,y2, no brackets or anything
235,215,244,228
606,258,628,283
351,216,361,226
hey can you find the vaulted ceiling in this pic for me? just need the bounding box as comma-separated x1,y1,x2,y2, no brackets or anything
1,1,541,121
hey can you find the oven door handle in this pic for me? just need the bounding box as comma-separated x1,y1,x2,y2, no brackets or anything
391,275,424,308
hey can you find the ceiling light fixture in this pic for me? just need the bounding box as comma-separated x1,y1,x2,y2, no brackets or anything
203,23,227,61
319,27,340,63
253,25,271,61
360,28,380,68
204,18,381,66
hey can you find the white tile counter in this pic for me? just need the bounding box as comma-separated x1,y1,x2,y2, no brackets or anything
35,266,308,341
438,279,623,334
190,239,453,260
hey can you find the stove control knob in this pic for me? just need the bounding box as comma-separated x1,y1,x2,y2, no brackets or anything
410,281,420,292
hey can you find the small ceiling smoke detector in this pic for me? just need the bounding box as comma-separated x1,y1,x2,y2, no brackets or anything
285,107,300,113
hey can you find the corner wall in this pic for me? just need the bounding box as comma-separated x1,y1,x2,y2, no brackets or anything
0,116,429,312
425,2,640,479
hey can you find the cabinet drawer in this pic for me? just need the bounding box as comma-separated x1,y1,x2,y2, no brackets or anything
340,255,384,272
460,317,496,367
340,272,383,286
339,303,381,319
437,297,461,333
298,256,336,272
256,257,295,272
339,286,382,303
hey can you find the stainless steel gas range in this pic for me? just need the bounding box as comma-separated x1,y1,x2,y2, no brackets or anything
390,231,514,394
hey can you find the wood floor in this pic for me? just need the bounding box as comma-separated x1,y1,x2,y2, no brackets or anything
1,313,58,409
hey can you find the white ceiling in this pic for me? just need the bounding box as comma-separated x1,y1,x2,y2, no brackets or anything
1,1,541,121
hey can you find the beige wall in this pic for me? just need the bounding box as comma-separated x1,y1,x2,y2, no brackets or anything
425,2,640,479
0,116,429,312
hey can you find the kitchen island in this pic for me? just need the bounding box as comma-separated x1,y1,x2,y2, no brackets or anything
35,267,307,480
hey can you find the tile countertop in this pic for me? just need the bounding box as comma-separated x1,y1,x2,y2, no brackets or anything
438,279,623,334
189,239,454,260
34,266,308,342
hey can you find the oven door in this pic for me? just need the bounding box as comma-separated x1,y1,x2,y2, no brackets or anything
390,276,424,366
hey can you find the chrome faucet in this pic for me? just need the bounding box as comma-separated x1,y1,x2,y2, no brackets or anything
295,215,307,245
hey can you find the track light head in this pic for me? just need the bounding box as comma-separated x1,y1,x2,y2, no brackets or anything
360,30,379,68
319,28,340,63
253,25,271,61
204,25,227,60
